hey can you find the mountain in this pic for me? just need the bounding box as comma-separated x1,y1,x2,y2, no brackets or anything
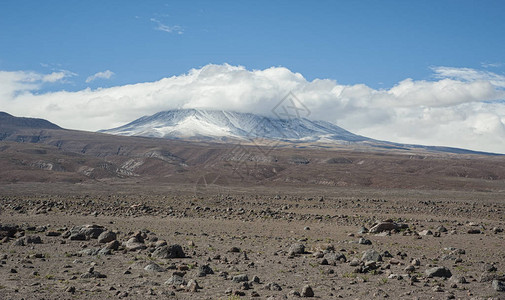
0,111,504,190
0,111,62,142
0,112,61,131
100,109,369,143
100,109,501,155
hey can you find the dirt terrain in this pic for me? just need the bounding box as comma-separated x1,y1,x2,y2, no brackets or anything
1,182,504,300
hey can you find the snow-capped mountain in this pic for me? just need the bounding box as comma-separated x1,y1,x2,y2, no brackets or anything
100,109,369,143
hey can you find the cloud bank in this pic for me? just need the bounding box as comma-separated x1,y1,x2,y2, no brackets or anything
1,64,504,153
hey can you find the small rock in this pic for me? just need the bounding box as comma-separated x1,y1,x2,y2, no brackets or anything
492,280,505,292
165,275,186,286
432,285,443,292
98,231,116,243
266,282,282,291
361,249,382,262
198,264,214,277
425,266,452,278
358,238,372,245
369,221,406,233
301,285,314,297
358,226,369,234
288,243,305,256
232,274,248,283
186,279,200,292
124,237,146,251
151,244,185,259
404,265,415,272
144,263,165,272
228,246,241,253
104,240,120,251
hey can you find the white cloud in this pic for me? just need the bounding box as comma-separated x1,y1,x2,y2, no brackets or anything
0,70,75,98
150,18,183,34
1,64,505,153
86,70,115,83
432,66,505,88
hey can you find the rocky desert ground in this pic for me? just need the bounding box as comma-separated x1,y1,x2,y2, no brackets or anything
1,181,504,300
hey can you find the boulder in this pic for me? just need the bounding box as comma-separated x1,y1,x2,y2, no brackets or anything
425,266,452,278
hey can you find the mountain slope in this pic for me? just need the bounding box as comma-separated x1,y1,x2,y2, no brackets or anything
0,111,504,190
0,112,61,130
100,109,369,143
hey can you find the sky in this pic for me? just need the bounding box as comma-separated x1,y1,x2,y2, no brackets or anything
1,1,505,153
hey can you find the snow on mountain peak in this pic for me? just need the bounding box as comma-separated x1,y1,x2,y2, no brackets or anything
100,109,369,143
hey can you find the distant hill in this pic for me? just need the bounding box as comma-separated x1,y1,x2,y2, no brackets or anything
0,111,504,190
0,112,61,130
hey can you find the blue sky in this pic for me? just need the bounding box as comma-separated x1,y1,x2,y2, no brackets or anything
2,0,504,90
1,1,505,153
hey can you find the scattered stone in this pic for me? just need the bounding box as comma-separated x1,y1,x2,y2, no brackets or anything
228,246,241,253
186,279,200,292
358,226,369,234
266,282,282,291
425,266,452,278
68,225,105,240
492,227,503,234
144,263,165,272
450,276,467,284
14,235,42,246
358,238,372,245
492,280,505,292
361,249,382,262
46,231,61,237
104,240,120,251
66,286,76,294
419,229,433,236
323,252,347,263
289,290,301,297
124,237,146,251
98,231,116,243
432,285,444,292
288,243,305,256
165,275,186,286
467,229,481,234
152,244,185,259
369,221,407,233
349,258,361,266
80,267,106,279
301,285,314,297
232,274,249,283
198,264,214,277
404,265,415,272
483,264,497,272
